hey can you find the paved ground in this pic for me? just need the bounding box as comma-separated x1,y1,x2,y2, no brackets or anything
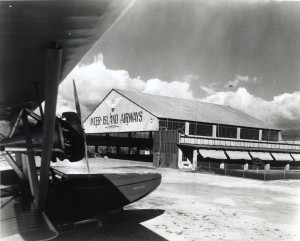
52,158,300,241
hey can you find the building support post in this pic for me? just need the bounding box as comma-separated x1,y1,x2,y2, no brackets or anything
185,122,189,135
264,163,270,171
259,130,262,141
178,147,183,169
237,128,241,140
192,149,197,171
285,164,290,171
212,125,217,138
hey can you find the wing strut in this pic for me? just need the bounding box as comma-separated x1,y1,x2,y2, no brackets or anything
37,45,62,210
3,153,26,181
21,109,39,203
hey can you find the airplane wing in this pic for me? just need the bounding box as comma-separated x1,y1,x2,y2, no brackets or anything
0,0,134,121
0,1,135,239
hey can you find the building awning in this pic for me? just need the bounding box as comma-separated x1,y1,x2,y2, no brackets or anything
199,149,227,159
250,152,273,161
291,154,300,161
272,153,293,161
226,151,251,160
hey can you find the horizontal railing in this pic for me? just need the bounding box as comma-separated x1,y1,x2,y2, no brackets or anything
179,135,300,151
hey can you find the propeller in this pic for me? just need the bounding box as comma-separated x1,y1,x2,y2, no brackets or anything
73,79,90,177
0,81,88,164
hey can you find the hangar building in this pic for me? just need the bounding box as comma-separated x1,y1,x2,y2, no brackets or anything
83,89,300,169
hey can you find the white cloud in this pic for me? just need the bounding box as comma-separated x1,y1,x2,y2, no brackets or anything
57,54,193,118
57,55,299,133
200,85,216,95
202,87,300,130
183,74,200,83
143,78,193,99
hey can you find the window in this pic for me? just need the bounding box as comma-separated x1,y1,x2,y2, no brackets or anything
109,133,128,138
96,133,107,137
262,130,279,142
108,146,117,154
189,123,213,136
119,147,129,155
131,132,150,139
216,125,237,138
97,146,107,154
159,120,185,131
139,148,152,155
129,147,138,155
240,128,259,140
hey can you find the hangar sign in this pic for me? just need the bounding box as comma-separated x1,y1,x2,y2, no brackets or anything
83,90,159,133
89,111,143,127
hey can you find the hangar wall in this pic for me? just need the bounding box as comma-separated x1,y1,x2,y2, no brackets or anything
84,90,159,133
83,89,300,169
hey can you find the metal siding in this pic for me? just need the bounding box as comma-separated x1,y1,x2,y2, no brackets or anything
115,89,274,129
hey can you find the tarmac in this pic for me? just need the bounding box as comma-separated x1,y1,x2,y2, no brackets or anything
52,158,300,241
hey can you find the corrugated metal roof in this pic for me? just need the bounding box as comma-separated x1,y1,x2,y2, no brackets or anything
113,89,276,130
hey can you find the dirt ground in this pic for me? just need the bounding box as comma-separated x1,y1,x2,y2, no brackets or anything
1,158,300,240
52,158,300,241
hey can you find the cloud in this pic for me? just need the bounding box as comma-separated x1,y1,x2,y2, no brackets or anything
57,54,193,118
226,74,261,88
182,74,200,83
202,87,300,130
143,78,193,99
57,55,299,135
200,85,216,95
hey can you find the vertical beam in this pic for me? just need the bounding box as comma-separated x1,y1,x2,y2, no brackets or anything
258,129,262,141
38,46,62,210
237,127,241,140
22,110,39,203
185,122,189,135
192,149,198,171
212,125,217,138
178,147,183,169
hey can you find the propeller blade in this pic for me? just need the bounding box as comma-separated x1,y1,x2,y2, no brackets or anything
73,79,90,177
73,79,82,121
83,135,90,176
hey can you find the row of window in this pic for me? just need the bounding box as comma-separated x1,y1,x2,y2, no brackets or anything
186,123,278,141
159,120,185,131
90,132,152,139
189,123,213,136
97,146,152,155
262,130,279,142
90,124,279,142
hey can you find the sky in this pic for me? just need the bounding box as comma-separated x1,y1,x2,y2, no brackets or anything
57,0,300,138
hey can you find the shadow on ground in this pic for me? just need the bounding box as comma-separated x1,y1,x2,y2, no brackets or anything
54,209,166,241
